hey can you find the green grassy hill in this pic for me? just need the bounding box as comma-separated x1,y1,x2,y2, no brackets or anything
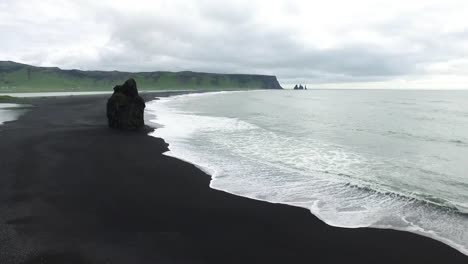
0,61,283,92
0,95,14,101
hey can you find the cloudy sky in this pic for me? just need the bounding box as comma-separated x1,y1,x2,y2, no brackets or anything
2,0,468,89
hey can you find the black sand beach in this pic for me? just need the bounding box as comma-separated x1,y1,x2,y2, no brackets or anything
0,93,466,264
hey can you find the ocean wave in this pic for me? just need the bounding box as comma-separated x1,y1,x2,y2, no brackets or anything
385,130,468,147
343,180,467,214
449,139,466,145
429,100,450,103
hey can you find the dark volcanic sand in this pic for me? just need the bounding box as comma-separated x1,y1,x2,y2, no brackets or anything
0,93,466,264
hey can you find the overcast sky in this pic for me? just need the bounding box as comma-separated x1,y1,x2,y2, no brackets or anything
2,0,468,89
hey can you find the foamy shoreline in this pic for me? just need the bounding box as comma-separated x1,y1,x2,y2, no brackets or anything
145,90,468,257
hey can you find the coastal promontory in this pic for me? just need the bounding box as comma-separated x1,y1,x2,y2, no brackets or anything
0,61,283,92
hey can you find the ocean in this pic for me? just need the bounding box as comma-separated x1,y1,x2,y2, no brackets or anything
146,89,468,255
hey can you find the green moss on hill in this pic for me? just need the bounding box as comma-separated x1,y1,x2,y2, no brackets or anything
0,61,283,92
0,95,14,101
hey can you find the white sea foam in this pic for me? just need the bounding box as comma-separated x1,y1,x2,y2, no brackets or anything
146,90,468,256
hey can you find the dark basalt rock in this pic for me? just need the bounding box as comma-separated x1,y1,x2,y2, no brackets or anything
293,84,305,90
106,78,145,130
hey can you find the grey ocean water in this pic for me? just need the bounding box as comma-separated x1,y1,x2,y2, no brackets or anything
147,90,468,255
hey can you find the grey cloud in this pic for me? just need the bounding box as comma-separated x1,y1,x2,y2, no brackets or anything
100,17,418,81
3,0,468,87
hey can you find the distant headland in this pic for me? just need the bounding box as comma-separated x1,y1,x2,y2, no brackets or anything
0,61,283,92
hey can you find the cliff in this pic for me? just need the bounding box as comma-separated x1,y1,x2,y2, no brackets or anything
0,61,282,92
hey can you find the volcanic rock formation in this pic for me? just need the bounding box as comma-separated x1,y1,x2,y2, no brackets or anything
106,78,145,130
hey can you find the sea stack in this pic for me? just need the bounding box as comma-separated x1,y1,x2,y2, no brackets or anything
106,78,146,130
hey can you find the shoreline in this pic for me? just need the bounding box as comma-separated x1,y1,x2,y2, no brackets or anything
147,91,468,256
0,92,466,263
